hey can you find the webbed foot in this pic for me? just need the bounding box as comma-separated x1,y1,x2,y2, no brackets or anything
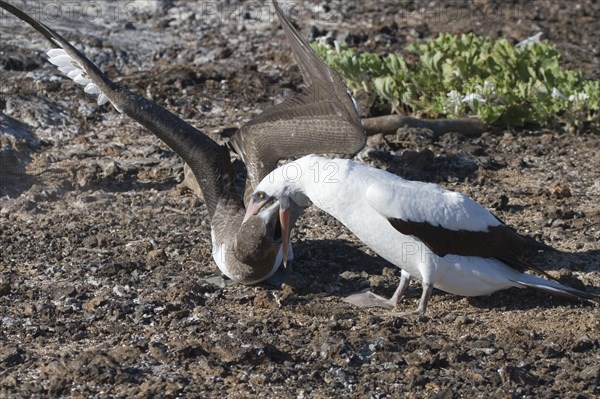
343,291,396,309
200,275,238,288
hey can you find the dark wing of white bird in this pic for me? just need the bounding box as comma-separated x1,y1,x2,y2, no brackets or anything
365,179,555,276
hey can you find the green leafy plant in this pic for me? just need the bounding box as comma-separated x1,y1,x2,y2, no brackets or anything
312,34,599,130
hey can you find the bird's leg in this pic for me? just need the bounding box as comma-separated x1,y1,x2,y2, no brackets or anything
388,270,412,306
343,270,411,309
413,282,433,313
384,282,433,317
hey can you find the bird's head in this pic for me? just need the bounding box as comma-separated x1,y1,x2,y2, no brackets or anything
234,198,283,271
242,170,310,269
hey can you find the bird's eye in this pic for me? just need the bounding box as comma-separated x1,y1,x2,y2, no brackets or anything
255,191,266,201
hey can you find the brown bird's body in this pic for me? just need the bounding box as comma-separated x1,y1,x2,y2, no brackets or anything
0,0,365,283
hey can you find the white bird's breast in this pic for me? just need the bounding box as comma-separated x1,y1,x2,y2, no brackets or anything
210,228,234,281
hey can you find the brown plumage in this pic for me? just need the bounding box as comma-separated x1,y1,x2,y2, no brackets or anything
0,0,365,283
230,1,365,203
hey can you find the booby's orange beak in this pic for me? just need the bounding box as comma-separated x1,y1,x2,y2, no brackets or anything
279,205,291,268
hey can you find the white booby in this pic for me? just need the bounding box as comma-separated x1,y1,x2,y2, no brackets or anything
245,154,598,313
0,1,365,284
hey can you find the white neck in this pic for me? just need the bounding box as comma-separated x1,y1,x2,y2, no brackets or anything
291,156,355,220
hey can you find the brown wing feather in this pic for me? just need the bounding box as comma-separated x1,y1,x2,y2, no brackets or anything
230,1,365,202
272,0,361,121
231,88,364,183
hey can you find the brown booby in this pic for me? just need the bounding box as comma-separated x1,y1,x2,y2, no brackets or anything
0,1,365,284
245,155,599,313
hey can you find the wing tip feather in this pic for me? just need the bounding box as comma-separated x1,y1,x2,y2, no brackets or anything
46,48,112,108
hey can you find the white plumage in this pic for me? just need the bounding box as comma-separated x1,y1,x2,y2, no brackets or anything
365,180,501,232
247,154,597,314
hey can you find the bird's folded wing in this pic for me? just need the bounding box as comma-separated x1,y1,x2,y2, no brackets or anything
366,180,501,232
365,180,545,269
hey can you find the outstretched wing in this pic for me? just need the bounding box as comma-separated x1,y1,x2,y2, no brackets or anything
229,0,365,201
0,1,237,219
271,0,360,120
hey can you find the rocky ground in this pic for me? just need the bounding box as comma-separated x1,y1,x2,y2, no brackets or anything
1,1,599,398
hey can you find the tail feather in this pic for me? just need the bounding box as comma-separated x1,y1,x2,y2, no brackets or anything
512,274,599,302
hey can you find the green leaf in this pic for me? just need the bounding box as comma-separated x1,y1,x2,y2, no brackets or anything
311,33,599,130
